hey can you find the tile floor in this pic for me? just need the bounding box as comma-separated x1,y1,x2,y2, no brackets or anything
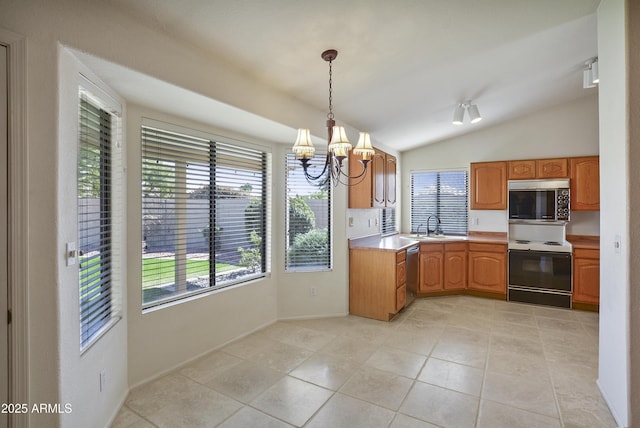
111,295,617,427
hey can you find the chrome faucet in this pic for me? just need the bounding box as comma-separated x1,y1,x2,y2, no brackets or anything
426,214,442,236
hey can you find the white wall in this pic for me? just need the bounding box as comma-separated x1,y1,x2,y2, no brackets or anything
400,95,600,236
597,0,630,426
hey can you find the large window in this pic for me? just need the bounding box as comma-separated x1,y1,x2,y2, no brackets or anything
285,153,331,271
141,123,269,307
410,170,468,236
78,87,123,349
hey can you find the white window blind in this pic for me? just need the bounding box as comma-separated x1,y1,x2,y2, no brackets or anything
78,93,122,349
381,207,396,236
285,153,331,271
142,125,268,307
410,170,468,236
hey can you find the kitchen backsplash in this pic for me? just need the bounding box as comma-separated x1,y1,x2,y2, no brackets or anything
346,208,381,239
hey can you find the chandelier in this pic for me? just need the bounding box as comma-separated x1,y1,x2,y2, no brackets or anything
292,49,375,186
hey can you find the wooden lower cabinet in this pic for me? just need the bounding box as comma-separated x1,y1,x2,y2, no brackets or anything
419,243,467,293
573,248,600,307
350,248,407,321
467,243,507,294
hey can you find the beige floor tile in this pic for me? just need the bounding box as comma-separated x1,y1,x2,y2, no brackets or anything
110,406,155,428
306,393,396,428
477,400,561,428
383,328,440,356
178,351,242,384
320,334,380,364
400,381,479,428
486,349,549,380
482,371,558,418
114,296,616,428
217,407,293,428
246,339,314,373
389,413,440,428
261,322,336,351
418,357,484,396
431,340,488,368
365,347,426,378
339,367,413,410
205,360,283,403
126,373,242,427
289,353,358,390
250,376,333,426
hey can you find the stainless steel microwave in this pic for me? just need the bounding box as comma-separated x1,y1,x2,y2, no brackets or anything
508,179,570,221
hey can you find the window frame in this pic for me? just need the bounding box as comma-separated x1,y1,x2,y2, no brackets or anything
410,169,469,236
140,119,271,310
77,79,123,351
284,152,332,272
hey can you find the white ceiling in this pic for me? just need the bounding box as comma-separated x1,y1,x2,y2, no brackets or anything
98,0,600,152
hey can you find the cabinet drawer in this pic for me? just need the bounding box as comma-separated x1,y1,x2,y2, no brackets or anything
396,285,406,312
396,260,407,287
468,243,506,253
444,242,467,252
396,250,406,263
574,248,599,259
420,243,444,252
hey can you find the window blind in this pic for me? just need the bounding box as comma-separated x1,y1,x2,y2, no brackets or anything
381,207,396,236
285,153,331,271
410,170,468,236
141,125,267,307
78,96,113,347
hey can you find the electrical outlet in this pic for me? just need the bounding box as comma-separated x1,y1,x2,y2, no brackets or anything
66,242,77,266
100,370,107,392
310,287,317,296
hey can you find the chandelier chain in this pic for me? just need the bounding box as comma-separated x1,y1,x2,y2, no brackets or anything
327,58,334,120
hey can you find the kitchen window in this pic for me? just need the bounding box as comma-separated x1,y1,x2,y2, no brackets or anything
78,85,123,350
285,152,331,271
410,170,468,235
141,122,270,308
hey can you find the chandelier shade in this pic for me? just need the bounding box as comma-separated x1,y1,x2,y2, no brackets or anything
292,128,316,160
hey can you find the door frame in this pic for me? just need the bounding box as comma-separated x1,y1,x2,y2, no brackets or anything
0,28,28,428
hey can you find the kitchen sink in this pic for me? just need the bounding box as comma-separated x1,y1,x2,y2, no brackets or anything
401,234,463,241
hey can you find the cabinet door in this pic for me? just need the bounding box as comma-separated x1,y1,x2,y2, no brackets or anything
570,156,600,211
573,249,600,305
444,247,467,290
348,150,373,208
537,158,568,178
419,249,443,292
470,162,507,210
508,160,536,180
468,250,506,293
385,154,397,207
373,150,386,208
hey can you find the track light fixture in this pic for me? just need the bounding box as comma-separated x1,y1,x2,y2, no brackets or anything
452,101,482,125
583,57,599,89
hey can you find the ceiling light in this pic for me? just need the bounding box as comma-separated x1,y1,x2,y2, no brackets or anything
583,57,598,89
452,104,465,125
452,101,482,125
292,49,374,186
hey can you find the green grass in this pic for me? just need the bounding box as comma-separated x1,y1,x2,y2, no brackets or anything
80,255,237,290
143,258,237,288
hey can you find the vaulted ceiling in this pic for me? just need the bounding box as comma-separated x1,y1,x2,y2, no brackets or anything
100,0,600,151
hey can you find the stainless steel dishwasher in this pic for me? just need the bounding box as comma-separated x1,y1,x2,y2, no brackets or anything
406,245,419,307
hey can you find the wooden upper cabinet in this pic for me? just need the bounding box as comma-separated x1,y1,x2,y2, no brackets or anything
372,150,386,207
508,158,568,180
385,154,397,207
508,160,536,180
349,149,397,208
537,158,568,178
470,161,507,210
570,156,600,211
